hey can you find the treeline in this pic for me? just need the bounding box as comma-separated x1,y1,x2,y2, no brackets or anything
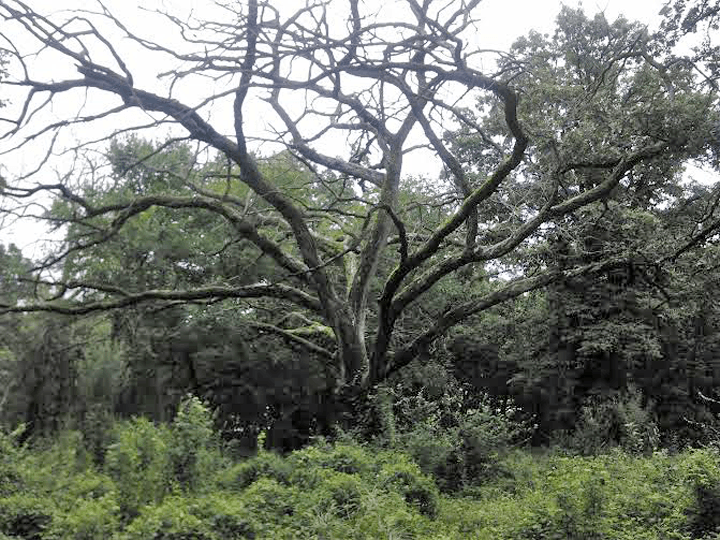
3,178,720,456
3,200,720,454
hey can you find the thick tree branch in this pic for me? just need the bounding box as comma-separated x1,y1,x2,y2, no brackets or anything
391,177,559,317
48,192,311,279
0,282,323,316
384,257,628,381
551,142,673,215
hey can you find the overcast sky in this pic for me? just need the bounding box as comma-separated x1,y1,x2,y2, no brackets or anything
0,0,670,254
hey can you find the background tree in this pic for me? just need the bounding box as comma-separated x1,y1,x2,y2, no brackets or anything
443,5,720,446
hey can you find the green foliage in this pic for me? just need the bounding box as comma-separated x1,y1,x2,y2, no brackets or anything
377,454,440,518
313,471,365,518
681,449,720,537
559,387,660,455
381,371,532,492
437,3,720,450
104,418,172,518
45,495,119,540
5,415,720,539
186,494,255,540
120,496,216,540
287,441,376,489
0,427,24,497
1,316,83,439
218,450,292,491
241,478,296,525
14,431,113,512
76,408,115,466
72,316,128,463
437,448,702,540
0,494,54,540
169,395,222,492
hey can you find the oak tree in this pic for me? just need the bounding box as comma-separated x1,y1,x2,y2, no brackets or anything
0,0,718,404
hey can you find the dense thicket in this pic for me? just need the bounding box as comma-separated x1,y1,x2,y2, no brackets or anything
2,398,720,540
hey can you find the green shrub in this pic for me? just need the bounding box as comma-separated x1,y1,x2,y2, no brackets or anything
287,442,375,488
289,441,373,474
378,455,439,519
390,383,529,491
688,482,720,538
121,494,256,540
455,405,521,483
120,495,215,540
681,448,720,537
313,471,364,518
45,494,119,540
104,417,172,518
170,395,222,492
186,494,256,540
400,423,460,490
354,491,433,539
12,417,720,540
44,470,115,517
218,451,292,491
19,431,94,493
77,408,115,466
0,428,24,497
0,465,20,498
320,443,374,475
493,449,701,540
566,388,659,456
241,478,296,520
0,494,54,540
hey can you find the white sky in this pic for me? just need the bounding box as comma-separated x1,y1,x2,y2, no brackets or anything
0,0,671,256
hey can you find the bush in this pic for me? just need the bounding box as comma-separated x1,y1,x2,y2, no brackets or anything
388,380,531,491
120,495,215,540
121,494,257,540
565,387,659,455
218,451,292,491
169,395,223,492
46,495,119,540
187,494,256,540
681,448,720,537
287,442,375,488
13,411,720,540
495,449,699,540
77,408,115,466
688,482,720,538
313,471,365,518
0,494,54,540
19,431,94,491
0,427,24,497
104,417,172,519
241,478,296,520
353,491,433,540
378,455,439,518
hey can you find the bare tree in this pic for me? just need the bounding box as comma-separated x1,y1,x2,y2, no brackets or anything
0,0,717,395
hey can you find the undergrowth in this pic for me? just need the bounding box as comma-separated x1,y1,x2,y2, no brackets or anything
1,397,720,539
